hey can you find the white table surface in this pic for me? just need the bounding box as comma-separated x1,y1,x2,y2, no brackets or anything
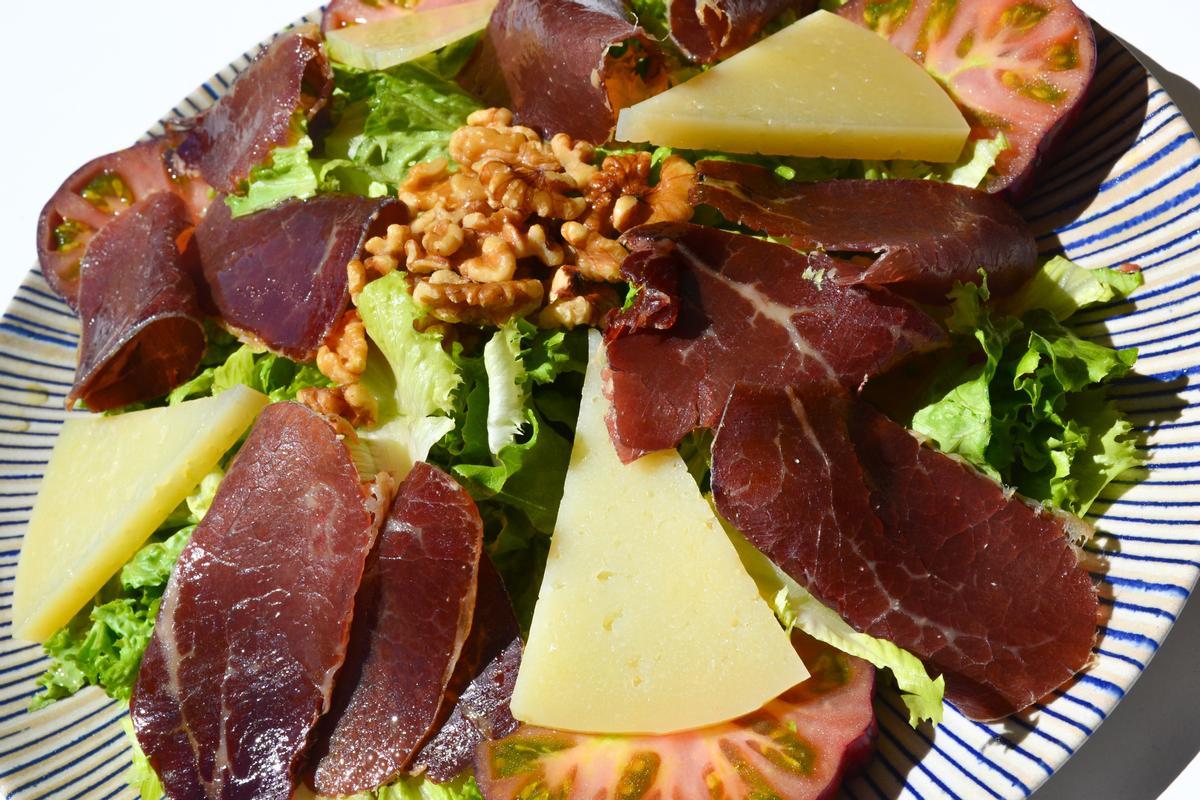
0,2,1197,798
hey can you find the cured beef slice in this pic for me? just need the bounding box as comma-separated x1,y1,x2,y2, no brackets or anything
711,384,1099,720
37,137,210,308
481,0,667,143
69,193,205,411
196,195,403,360
308,462,485,795
604,223,945,459
414,557,522,782
131,403,383,800
180,26,333,194
693,161,1039,301
667,0,815,63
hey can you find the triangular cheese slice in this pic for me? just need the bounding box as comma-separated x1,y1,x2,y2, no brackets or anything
13,385,268,642
616,10,970,163
510,332,807,735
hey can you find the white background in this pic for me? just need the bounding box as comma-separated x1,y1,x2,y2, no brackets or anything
0,2,1197,798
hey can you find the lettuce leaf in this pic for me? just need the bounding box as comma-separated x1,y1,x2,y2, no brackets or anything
357,271,462,477
325,62,481,192
724,516,945,726
911,269,1144,516
425,323,587,631
168,343,331,406
484,323,527,454
305,773,485,800
123,716,165,800
226,133,321,218
643,132,1008,193
31,469,220,709
1005,255,1145,321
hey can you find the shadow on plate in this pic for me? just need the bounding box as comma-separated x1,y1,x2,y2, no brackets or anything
1031,38,1200,800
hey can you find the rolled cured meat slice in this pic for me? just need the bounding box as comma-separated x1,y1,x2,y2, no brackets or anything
179,26,333,194
69,193,205,412
711,384,1099,720
36,137,209,309
479,0,668,143
667,0,814,63
604,223,945,459
131,403,387,800
196,194,403,360
413,557,522,783
693,160,1039,301
307,462,485,796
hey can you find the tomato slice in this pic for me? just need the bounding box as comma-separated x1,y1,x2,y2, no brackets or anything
322,0,483,31
839,0,1096,194
36,137,211,309
476,632,876,800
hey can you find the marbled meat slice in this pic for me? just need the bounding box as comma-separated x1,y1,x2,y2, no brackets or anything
667,0,814,63
196,194,403,360
414,558,522,783
476,631,874,800
69,193,205,412
482,0,668,143
131,403,384,800
711,384,1099,720
179,26,333,194
604,223,945,459
693,160,1038,301
36,136,210,308
308,462,485,796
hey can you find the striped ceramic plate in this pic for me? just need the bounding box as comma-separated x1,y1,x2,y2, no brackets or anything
0,10,1196,800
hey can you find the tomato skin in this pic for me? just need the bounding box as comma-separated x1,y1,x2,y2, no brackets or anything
839,0,1097,195
36,136,211,308
476,632,877,800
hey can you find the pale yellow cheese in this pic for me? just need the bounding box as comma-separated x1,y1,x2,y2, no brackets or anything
510,332,807,735
13,386,268,642
326,0,498,71
615,10,970,163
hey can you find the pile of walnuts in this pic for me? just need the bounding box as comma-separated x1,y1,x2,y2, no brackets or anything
351,107,695,329
305,107,696,425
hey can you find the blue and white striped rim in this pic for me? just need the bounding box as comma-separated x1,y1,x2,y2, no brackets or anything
0,13,1197,800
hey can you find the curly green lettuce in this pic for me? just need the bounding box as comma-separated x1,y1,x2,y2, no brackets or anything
911,261,1145,516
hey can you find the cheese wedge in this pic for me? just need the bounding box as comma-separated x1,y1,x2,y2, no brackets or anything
13,386,268,642
326,0,498,71
615,10,971,163
510,332,807,735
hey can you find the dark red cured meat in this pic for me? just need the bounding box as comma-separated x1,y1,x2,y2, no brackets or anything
196,195,404,360
838,0,1097,194
693,160,1039,301
604,223,945,460
131,403,383,800
414,559,522,783
482,0,667,143
36,137,210,309
322,0,481,31
179,26,333,194
308,462,484,795
475,631,874,800
711,384,1099,720
667,0,814,63
69,193,205,412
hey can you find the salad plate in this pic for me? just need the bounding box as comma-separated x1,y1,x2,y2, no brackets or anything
1,6,1199,800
